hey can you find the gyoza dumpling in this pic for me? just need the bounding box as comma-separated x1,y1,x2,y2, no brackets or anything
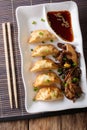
28,30,56,43
32,44,59,57
33,72,61,88
30,59,58,72
34,86,63,101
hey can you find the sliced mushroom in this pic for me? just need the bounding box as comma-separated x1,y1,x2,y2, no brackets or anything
64,79,82,101
62,67,82,101
65,43,78,64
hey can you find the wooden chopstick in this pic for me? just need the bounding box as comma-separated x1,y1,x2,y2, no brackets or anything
2,23,13,109
7,22,18,108
2,22,18,108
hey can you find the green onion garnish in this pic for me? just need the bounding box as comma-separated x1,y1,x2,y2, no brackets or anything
50,39,53,42
49,70,52,72
47,79,50,82
33,98,36,101
34,87,38,91
63,82,68,87
72,62,77,67
41,18,45,22
52,55,56,58
63,57,67,61
42,41,45,43
64,83,68,87
31,49,33,51
57,68,63,74
45,50,49,52
52,92,56,97
32,21,37,24
42,56,46,59
72,77,79,83
39,32,44,35
62,75,65,79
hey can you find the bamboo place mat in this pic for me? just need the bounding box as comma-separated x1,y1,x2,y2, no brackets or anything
0,0,87,122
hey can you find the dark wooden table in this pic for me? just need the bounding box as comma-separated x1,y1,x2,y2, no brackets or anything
0,0,87,130
0,113,87,130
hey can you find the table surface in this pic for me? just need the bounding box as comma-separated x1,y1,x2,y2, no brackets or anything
0,0,87,130
0,113,87,130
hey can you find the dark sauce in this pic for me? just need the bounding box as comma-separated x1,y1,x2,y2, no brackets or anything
47,11,74,42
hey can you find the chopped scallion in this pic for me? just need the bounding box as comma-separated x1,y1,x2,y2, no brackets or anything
63,57,67,61
42,56,46,59
52,55,56,58
45,50,49,52
33,98,36,101
41,18,45,22
50,39,53,42
57,68,63,74
64,83,68,87
72,62,77,67
42,41,45,43
39,32,44,35
72,77,79,83
47,79,50,82
31,49,33,51
32,21,37,24
34,87,38,91
62,75,65,79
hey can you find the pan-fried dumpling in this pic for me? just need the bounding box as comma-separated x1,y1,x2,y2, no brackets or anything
34,86,63,101
28,30,56,43
30,59,58,72
32,44,59,57
33,72,61,88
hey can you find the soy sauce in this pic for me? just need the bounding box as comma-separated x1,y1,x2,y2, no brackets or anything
47,11,74,42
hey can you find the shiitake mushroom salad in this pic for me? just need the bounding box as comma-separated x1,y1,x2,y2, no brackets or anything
28,11,82,102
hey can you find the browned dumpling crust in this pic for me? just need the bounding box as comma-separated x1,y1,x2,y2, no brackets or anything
28,30,56,43
30,59,58,72
34,86,63,101
32,44,59,57
33,72,61,88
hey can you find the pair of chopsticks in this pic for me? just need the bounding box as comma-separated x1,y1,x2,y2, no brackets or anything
2,22,18,109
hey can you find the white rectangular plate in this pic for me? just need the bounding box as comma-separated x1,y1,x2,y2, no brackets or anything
16,1,87,113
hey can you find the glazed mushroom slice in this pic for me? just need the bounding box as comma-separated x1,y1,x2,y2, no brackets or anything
32,44,59,57
34,86,63,101
64,77,82,101
64,43,78,65
33,72,61,88
30,59,58,72
62,67,82,102
28,30,56,43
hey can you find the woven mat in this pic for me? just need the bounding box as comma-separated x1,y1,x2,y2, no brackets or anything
0,0,87,121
